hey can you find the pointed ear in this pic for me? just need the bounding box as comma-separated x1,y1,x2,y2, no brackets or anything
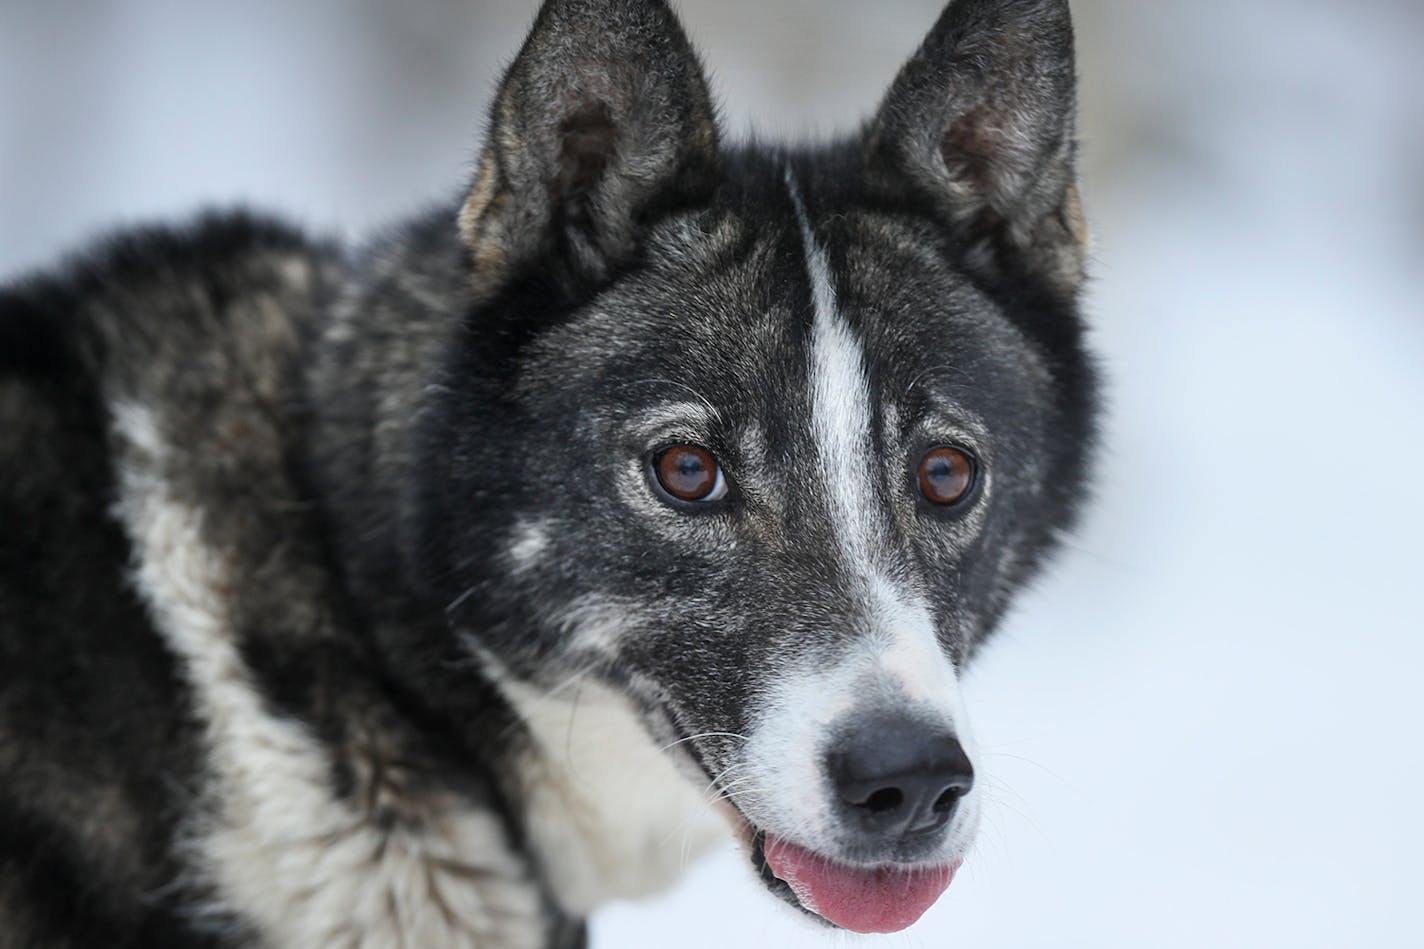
459,0,720,293
865,0,1086,293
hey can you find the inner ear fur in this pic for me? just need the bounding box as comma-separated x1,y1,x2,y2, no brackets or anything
459,0,720,297
865,0,1087,294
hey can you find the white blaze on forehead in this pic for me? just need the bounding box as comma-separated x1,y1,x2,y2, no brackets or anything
787,171,881,570
728,173,981,864
783,167,973,737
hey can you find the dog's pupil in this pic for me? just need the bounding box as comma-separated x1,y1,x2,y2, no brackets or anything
659,445,717,501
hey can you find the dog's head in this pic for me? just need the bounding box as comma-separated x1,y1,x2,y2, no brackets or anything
423,0,1094,933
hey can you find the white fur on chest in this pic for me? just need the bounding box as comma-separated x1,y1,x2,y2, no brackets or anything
496,677,728,916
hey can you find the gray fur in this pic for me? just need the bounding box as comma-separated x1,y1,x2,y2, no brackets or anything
0,0,1097,945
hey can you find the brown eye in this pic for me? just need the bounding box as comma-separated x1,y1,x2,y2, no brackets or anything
654,444,727,503
917,446,977,506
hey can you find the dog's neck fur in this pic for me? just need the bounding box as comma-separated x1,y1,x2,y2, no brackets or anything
491,676,728,915
292,207,724,924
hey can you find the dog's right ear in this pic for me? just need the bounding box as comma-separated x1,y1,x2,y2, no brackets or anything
459,0,720,295
864,0,1086,295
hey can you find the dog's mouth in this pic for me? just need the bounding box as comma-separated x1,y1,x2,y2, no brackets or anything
742,825,961,934
666,721,961,932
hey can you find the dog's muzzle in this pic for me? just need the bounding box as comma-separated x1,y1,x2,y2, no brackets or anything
827,711,974,844
749,711,975,933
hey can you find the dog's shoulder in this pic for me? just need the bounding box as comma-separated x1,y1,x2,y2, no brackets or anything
1,211,339,465
0,208,341,688
0,211,335,945
0,210,571,948
0,210,342,681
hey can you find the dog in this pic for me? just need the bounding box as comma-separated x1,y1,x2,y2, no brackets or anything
0,0,1097,945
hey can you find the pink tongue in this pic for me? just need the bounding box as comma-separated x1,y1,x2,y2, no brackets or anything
762,834,959,934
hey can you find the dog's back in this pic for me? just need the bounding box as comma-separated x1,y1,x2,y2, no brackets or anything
0,215,344,946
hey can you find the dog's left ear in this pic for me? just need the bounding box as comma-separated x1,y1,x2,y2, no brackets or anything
865,0,1086,294
460,0,720,295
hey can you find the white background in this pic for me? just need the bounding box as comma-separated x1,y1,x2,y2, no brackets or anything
4,2,1421,946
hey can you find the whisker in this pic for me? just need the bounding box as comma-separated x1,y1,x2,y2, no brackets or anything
980,751,1074,789
659,731,749,753
444,584,480,615
705,784,767,807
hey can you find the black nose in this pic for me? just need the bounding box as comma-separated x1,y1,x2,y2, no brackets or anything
827,715,974,841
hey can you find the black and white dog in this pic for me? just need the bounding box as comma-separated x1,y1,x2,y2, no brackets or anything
0,0,1097,945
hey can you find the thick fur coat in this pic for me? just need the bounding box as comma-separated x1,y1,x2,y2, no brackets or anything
0,0,1096,945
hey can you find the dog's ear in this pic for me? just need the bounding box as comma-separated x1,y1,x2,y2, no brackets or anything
865,0,1086,294
460,0,720,294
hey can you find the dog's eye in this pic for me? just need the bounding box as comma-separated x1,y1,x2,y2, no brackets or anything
917,446,977,506
653,444,727,503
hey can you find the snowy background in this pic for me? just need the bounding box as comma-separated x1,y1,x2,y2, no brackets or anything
4,1,1422,946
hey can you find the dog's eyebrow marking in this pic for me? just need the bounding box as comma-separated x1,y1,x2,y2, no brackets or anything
785,167,879,571
625,400,719,439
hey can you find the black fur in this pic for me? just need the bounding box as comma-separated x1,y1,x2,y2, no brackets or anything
0,1,1096,945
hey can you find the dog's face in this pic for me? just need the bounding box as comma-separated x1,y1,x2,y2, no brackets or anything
427,0,1094,934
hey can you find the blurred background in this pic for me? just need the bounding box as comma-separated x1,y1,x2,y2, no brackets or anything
3,1,1421,946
